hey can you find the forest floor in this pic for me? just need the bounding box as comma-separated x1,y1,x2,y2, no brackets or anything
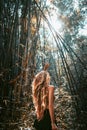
17,86,85,130
0,85,87,130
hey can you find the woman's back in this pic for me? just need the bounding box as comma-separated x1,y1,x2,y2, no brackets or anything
32,70,58,130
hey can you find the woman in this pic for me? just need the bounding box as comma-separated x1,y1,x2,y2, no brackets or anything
32,67,58,130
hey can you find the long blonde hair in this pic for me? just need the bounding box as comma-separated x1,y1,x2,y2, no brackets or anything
32,70,50,120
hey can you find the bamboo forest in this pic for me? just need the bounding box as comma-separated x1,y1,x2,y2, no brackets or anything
0,0,87,130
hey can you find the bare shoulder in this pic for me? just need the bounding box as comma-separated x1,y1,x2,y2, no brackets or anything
48,85,54,90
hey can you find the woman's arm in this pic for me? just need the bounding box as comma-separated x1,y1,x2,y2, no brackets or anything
48,86,55,123
48,86,58,130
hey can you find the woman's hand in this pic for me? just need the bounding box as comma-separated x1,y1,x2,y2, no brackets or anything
51,123,58,130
